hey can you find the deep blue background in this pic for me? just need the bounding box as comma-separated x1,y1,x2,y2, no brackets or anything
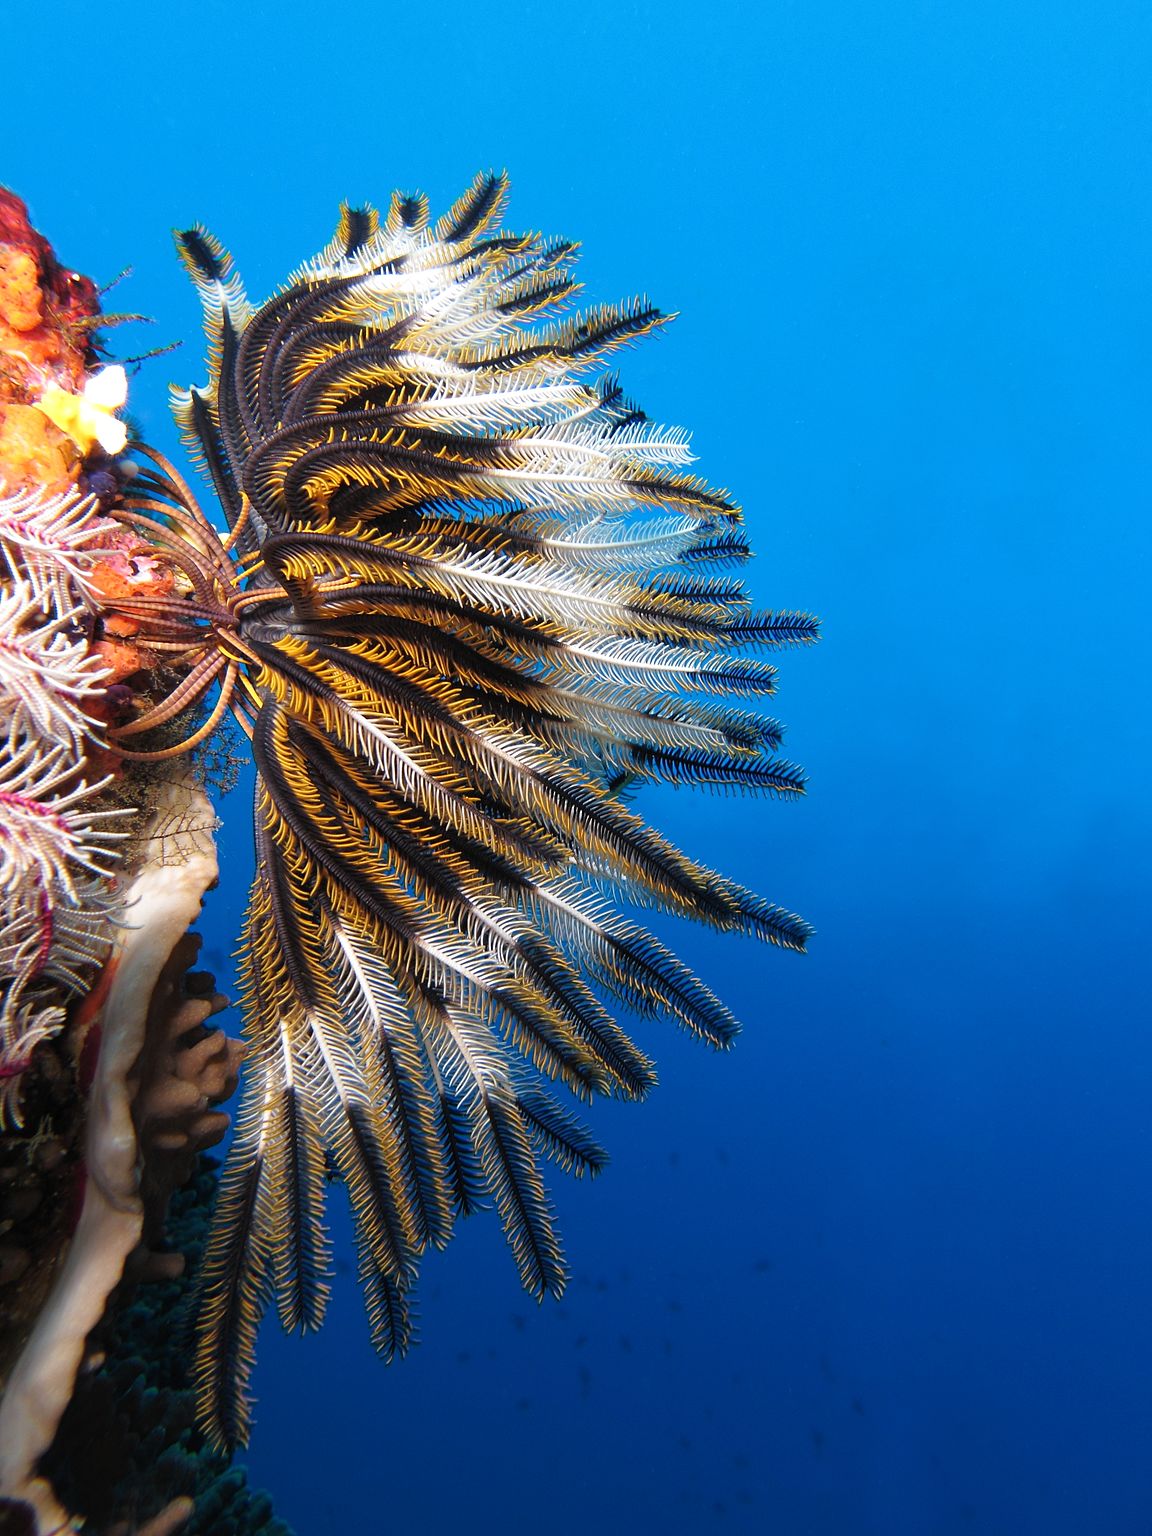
8,2,1152,1531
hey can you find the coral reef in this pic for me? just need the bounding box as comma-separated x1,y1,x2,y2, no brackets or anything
0,779,222,1523
0,191,280,1535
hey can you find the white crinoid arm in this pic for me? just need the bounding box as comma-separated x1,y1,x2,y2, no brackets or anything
0,486,115,610
0,582,111,746
0,480,131,1128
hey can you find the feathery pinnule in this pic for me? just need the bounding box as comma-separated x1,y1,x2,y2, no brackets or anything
127,172,819,1447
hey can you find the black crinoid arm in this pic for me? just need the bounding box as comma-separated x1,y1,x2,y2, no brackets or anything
170,171,818,1449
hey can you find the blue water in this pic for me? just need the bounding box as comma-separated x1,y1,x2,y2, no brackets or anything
9,2,1152,1530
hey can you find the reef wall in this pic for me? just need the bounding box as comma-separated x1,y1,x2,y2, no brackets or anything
0,191,282,1536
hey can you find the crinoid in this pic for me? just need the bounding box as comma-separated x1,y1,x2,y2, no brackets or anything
122,172,817,1448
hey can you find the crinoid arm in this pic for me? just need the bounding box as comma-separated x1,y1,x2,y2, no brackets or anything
166,172,817,1449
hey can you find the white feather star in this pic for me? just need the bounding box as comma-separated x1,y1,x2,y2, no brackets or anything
0,474,132,1125
0,485,116,609
0,582,110,745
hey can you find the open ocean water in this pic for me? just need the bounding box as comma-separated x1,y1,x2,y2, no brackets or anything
6,1,1152,1531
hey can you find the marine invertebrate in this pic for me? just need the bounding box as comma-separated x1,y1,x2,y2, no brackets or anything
33,363,129,458
0,175,816,1520
0,196,133,1136
0,493,129,1127
106,170,817,1449
0,188,265,1536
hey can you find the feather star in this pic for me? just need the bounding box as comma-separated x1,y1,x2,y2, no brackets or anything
104,172,817,1448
